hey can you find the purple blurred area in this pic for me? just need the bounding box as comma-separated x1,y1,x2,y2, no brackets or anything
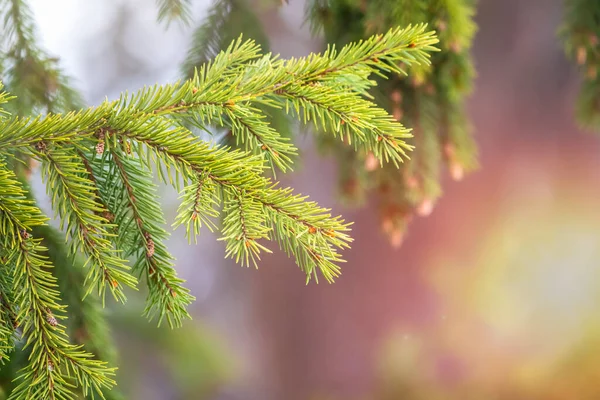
29,0,600,398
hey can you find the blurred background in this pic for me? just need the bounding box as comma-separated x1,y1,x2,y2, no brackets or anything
26,0,600,398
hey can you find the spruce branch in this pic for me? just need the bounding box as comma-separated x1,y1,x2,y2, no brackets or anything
90,143,194,328
35,145,137,303
0,264,17,364
304,0,476,245
274,83,413,166
0,27,439,283
220,187,272,267
0,163,115,400
0,0,83,114
34,224,125,400
181,0,296,171
173,172,220,240
560,0,600,131
181,0,268,78
0,24,438,397
156,0,193,27
258,185,352,283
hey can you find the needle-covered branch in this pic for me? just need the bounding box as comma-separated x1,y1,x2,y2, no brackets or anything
156,0,192,26
0,26,438,399
0,0,83,115
89,142,194,327
560,0,600,131
0,163,115,399
35,145,137,302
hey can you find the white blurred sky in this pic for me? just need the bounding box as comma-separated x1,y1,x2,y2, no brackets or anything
29,0,210,102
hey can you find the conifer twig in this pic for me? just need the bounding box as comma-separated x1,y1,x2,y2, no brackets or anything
0,24,439,398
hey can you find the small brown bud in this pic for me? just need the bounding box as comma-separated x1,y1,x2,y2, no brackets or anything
245,240,252,248
191,211,198,221
577,46,587,65
378,182,390,195
393,106,403,121
412,74,425,87
390,229,405,248
170,288,177,298
308,226,317,234
405,175,419,189
416,198,435,217
95,140,105,155
110,279,118,289
409,42,416,48
46,310,58,327
20,229,30,240
443,143,456,158
364,152,379,171
35,141,47,152
102,211,114,223
587,65,597,80
192,87,198,94
450,163,464,181
261,144,268,150
377,135,383,142
124,140,132,155
382,218,394,234
390,90,402,104
449,41,461,53
147,238,155,257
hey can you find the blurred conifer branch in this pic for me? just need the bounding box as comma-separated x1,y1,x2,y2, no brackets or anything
0,0,83,114
190,0,478,246
560,0,600,130
0,0,439,392
304,0,478,246
156,0,193,26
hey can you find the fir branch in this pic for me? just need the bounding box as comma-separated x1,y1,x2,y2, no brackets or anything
0,105,110,149
2,26,437,169
173,172,220,242
0,5,445,397
184,101,298,171
254,185,352,283
156,0,192,27
34,224,125,400
560,0,600,131
0,28,437,284
220,187,272,267
182,0,297,171
181,0,269,78
0,262,17,363
0,163,115,400
0,0,83,115
274,83,413,166
35,145,137,303
97,143,195,328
